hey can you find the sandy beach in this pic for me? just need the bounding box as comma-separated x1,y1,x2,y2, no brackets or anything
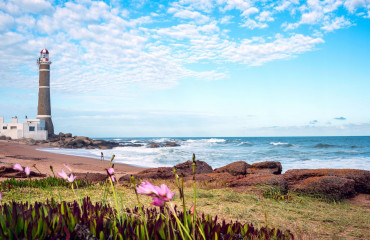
0,140,146,181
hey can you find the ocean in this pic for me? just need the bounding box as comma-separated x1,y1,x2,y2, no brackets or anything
38,136,370,172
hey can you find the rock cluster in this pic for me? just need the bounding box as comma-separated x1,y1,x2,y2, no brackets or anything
147,141,180,148
124,160,369,200
0,166,46,178
13,132,119,149
47,133,119,149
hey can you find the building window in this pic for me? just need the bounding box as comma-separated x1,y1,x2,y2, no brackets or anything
2,126,6,130
10,126,17,130
29,126,35,131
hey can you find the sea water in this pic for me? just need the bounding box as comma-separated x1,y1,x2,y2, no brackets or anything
38,136,370,172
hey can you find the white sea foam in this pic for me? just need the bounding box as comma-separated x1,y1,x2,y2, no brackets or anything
37,137,370,172
269,142,294,147
185,138,226,144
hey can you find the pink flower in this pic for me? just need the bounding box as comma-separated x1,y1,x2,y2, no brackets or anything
137,180,158,196
64,164,72,172
67,174,76,183
107,168,114,175
137,180,175,207
154,184,175,201
57,169,68,180
25,167,31,176
13,163,23,171
0,192,2,201
106,168,115,182
151,197,165,207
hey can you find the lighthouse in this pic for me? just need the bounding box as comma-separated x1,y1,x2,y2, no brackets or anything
37,48,54,136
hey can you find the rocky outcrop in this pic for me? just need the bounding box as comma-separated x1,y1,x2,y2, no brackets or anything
228,174,288,192
132,160,213,180
15,132,120,149
283,169,370,194
134,167,174,179
175,160,213,176
214,161,250,176
147,141,180,148
247,161,282,175
0,166,46,178
291,176,356,200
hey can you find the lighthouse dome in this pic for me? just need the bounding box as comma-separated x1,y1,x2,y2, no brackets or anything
40,48,49,54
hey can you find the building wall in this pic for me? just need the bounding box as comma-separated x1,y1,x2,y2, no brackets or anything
0,117,48,140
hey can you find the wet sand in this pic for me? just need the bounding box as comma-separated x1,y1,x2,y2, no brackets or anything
0,140,146,180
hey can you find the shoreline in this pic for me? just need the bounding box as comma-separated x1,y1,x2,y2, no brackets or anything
0,140,146,181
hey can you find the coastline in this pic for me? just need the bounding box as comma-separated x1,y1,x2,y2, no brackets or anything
0,140,146,181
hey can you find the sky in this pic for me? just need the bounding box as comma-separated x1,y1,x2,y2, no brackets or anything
0,0,369,137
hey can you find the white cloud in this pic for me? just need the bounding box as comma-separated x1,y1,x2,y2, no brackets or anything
240,7,259,17
170,8,210,24
12,0,54,14
344,0,370,12
220,15,233,24
256,11,274,22
0,11,14,32
241,19,268,29
321,16,352,31
221,34,324,66
0,0,368,96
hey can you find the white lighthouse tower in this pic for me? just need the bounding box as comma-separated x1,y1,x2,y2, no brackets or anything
37,48,54,136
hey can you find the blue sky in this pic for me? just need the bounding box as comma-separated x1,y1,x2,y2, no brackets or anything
0,0,369,137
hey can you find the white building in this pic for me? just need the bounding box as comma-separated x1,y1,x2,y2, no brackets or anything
0,116,48,140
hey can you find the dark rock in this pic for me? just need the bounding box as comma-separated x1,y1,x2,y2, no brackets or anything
215,161,250,176
283,169,370,194
147,143,162,148
228,174,288,192
120,143,143,147
74,172,108,182
135,167,174,179
134,160,213,180
175,160,213,176
247,161,282,175
65,133,72,138
165,141,180,147
291,176,356,200
0,166,46,178
118,175,131,182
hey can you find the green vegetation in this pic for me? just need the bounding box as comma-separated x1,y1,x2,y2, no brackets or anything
0,177,92,191
1,183,369,239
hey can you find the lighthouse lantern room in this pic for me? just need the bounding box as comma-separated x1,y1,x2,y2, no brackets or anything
38,48,51,64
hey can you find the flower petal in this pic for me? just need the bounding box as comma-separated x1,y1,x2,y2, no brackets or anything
151,197,165,207
13,164,23,172
57,169,68,180
25,167,31,176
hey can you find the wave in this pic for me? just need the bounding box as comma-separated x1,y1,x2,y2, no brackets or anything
238,141,253,146
186,138,226,144
313,143,338,148
269,142,293,147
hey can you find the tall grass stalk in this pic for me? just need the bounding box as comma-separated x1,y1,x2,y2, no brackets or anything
131,176,149,240
192,153,197,239
173,167,188,230
108,172,121,224
49,165,61,202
